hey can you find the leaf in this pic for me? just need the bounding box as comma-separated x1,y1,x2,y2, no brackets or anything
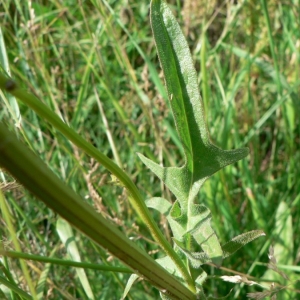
262,201,296,298
167,201,187,240
156,256,208,300
147,197,224,265
139,0,249,212
140,0,248,259
122,274,139,300
222,230,265,258
187,204,223,266
145,197,172,215
171,239,208,298
56,218,95,300
139,0,249,278
173,239,210,268
270,202,293,266
155,256,182,279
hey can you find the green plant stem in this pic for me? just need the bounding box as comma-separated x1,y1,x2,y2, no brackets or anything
0,122,196,300
0,251,132,274
0,73,195,295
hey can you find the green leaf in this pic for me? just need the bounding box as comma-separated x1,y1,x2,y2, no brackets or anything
122,274,139,300
262,202,296,298
173,239,210,268
140,0,249,277
222,230,265,259
0,274,32,300
155,256,207,299
146,198,186,241
57,218,95,300
269,202,293,265
187,204,223,266
140,0,249,213
145,197,172,215
146,200,224,266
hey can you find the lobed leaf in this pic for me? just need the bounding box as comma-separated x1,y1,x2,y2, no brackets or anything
143,0,249,212
143,0,253,276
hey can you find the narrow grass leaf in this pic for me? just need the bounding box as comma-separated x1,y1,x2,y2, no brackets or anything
57,218,95,300
173,239,210,268
0,189,37,299
262,202,296,298
0,27,21,125
0,250,132,273
122,274,139,300
0,275,32,300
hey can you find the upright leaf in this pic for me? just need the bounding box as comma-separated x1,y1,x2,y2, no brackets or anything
57,218,95,300
139,0,249,212
139,0,249,266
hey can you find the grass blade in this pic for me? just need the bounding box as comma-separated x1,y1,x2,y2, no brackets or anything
57,218,95,300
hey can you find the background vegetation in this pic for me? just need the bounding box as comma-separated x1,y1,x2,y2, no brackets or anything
0,0,299,299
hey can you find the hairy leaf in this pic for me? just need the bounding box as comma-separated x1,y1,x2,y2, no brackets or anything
222,230,266,258
140,0,249,268
139,0,249,212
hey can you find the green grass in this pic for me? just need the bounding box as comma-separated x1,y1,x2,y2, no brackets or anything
0,0,299,299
